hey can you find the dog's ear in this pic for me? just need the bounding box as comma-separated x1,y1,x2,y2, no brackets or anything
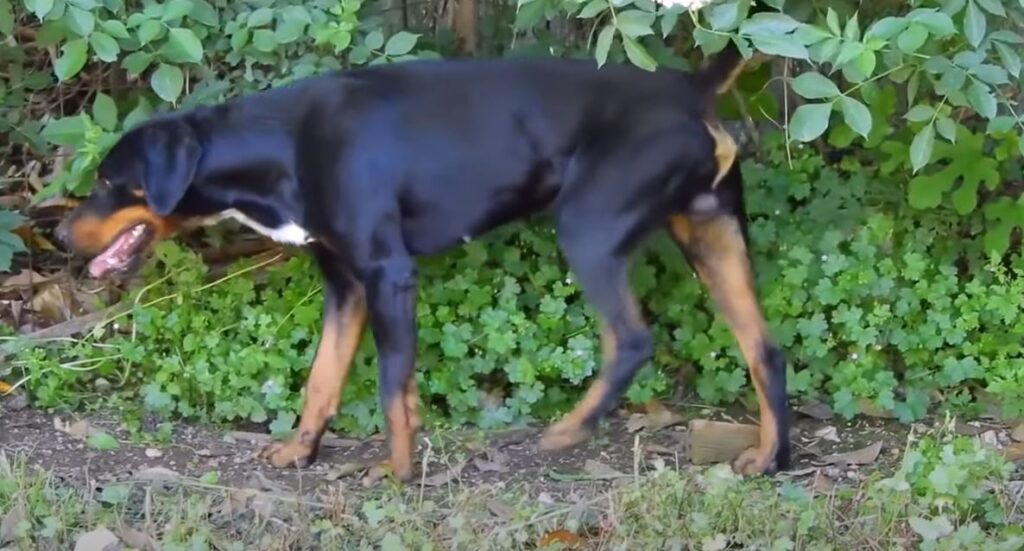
140,119,202,216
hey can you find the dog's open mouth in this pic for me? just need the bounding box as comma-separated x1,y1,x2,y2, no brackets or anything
88,223,154,278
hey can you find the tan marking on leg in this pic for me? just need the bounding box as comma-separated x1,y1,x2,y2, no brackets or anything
669,214,780,474
385,394,414,481
404,375,422,434
539,379,608,451
262,288,367,468
705,122,738,189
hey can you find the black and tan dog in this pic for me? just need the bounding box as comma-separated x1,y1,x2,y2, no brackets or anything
56,44,790,480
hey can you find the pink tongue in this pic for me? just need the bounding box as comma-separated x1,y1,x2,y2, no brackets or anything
88,225,144,278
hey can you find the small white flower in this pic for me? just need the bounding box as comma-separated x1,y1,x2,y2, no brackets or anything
709,351,717,358
261,379,279,395
850,353,859,360
774,210,780,215
821,254,828,261
654,0,713,8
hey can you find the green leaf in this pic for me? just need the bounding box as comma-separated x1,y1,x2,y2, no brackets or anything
910,123,935,172
970,63,1008,86
151,63,184,103
247,7,274,28
793,24,832,45
789,102,833,142
365,29,384,50
274,20,306,43
380,532,408,551
615,10,655,39
54,38,88,82
896,24,928,53
790,72,840,99
65,5,95,36
864,16,907,41
751,36,808,59
92,92,118,131
281,5,312,24
100,19,131,39
88,31,120,62
577,0,606,19
621,35,656,72
25,0,54,19
909,9,956,35
905,104,935,122
595,24,616,67
161,0,193,21
834,41,865,68
137,19,163,45
164,27,204,64
121,51,153,75
41,115,88,146
190,0,218,26
909,516,954,542
839,96,872,138
994,42,1021,77
974,0,1005,16
966,81,996,118
842,11,860,41
934,118,956,144
123,97,153,130
252,29,277,52
963,0,986,47
0,0,10,35
740,12,800,36
87,431,121,451
708,0,745,32
987,115,1017,133
385,31,419,56
825,8,840,35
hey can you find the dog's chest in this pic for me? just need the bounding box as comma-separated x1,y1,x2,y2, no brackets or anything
220,209,313,245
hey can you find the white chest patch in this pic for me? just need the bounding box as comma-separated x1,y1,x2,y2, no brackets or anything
218,209,314,245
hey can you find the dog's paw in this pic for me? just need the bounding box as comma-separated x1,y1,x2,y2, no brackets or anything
260,440,315,469
361,460,413,486
731,446,778,476
538,420,592,452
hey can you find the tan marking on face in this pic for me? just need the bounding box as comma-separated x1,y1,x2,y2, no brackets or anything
705,122,738,189
66,205,179,255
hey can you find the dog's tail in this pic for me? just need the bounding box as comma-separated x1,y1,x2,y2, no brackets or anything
694,41,750,97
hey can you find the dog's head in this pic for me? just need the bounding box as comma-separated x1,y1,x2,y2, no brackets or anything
56,117,223,278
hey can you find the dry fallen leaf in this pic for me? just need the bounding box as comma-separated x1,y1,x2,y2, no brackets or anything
1012,423,1024,443
0,381,12,395
808,472,836,493
324,462,365,481
54,417,100,439
28,282,74,324
538,529,584,549
219,488,259,516
796,401,834,420
813,426,840,443
118,527,158,551
133,467,180,481
486,500,515,520
73,526,120,551
645,443,676,455
472,448,509,473
820,441,883,466
0,270,52,292
0,502,26,544
582,459,628,480
420,462,465,487
625,413,648,433
1004,442,1024,462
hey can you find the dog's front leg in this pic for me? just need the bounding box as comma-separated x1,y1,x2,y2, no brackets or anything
262,245,366,468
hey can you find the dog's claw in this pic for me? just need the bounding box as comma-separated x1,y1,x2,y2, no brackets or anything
260,440,315,469
732,446,777,476
538,420,593,452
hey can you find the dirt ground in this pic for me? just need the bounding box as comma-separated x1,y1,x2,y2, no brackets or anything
3,396,976,502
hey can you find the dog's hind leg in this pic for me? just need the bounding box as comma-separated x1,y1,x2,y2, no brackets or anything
262,243,367,468
539,224,654,451
667,212,790,474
